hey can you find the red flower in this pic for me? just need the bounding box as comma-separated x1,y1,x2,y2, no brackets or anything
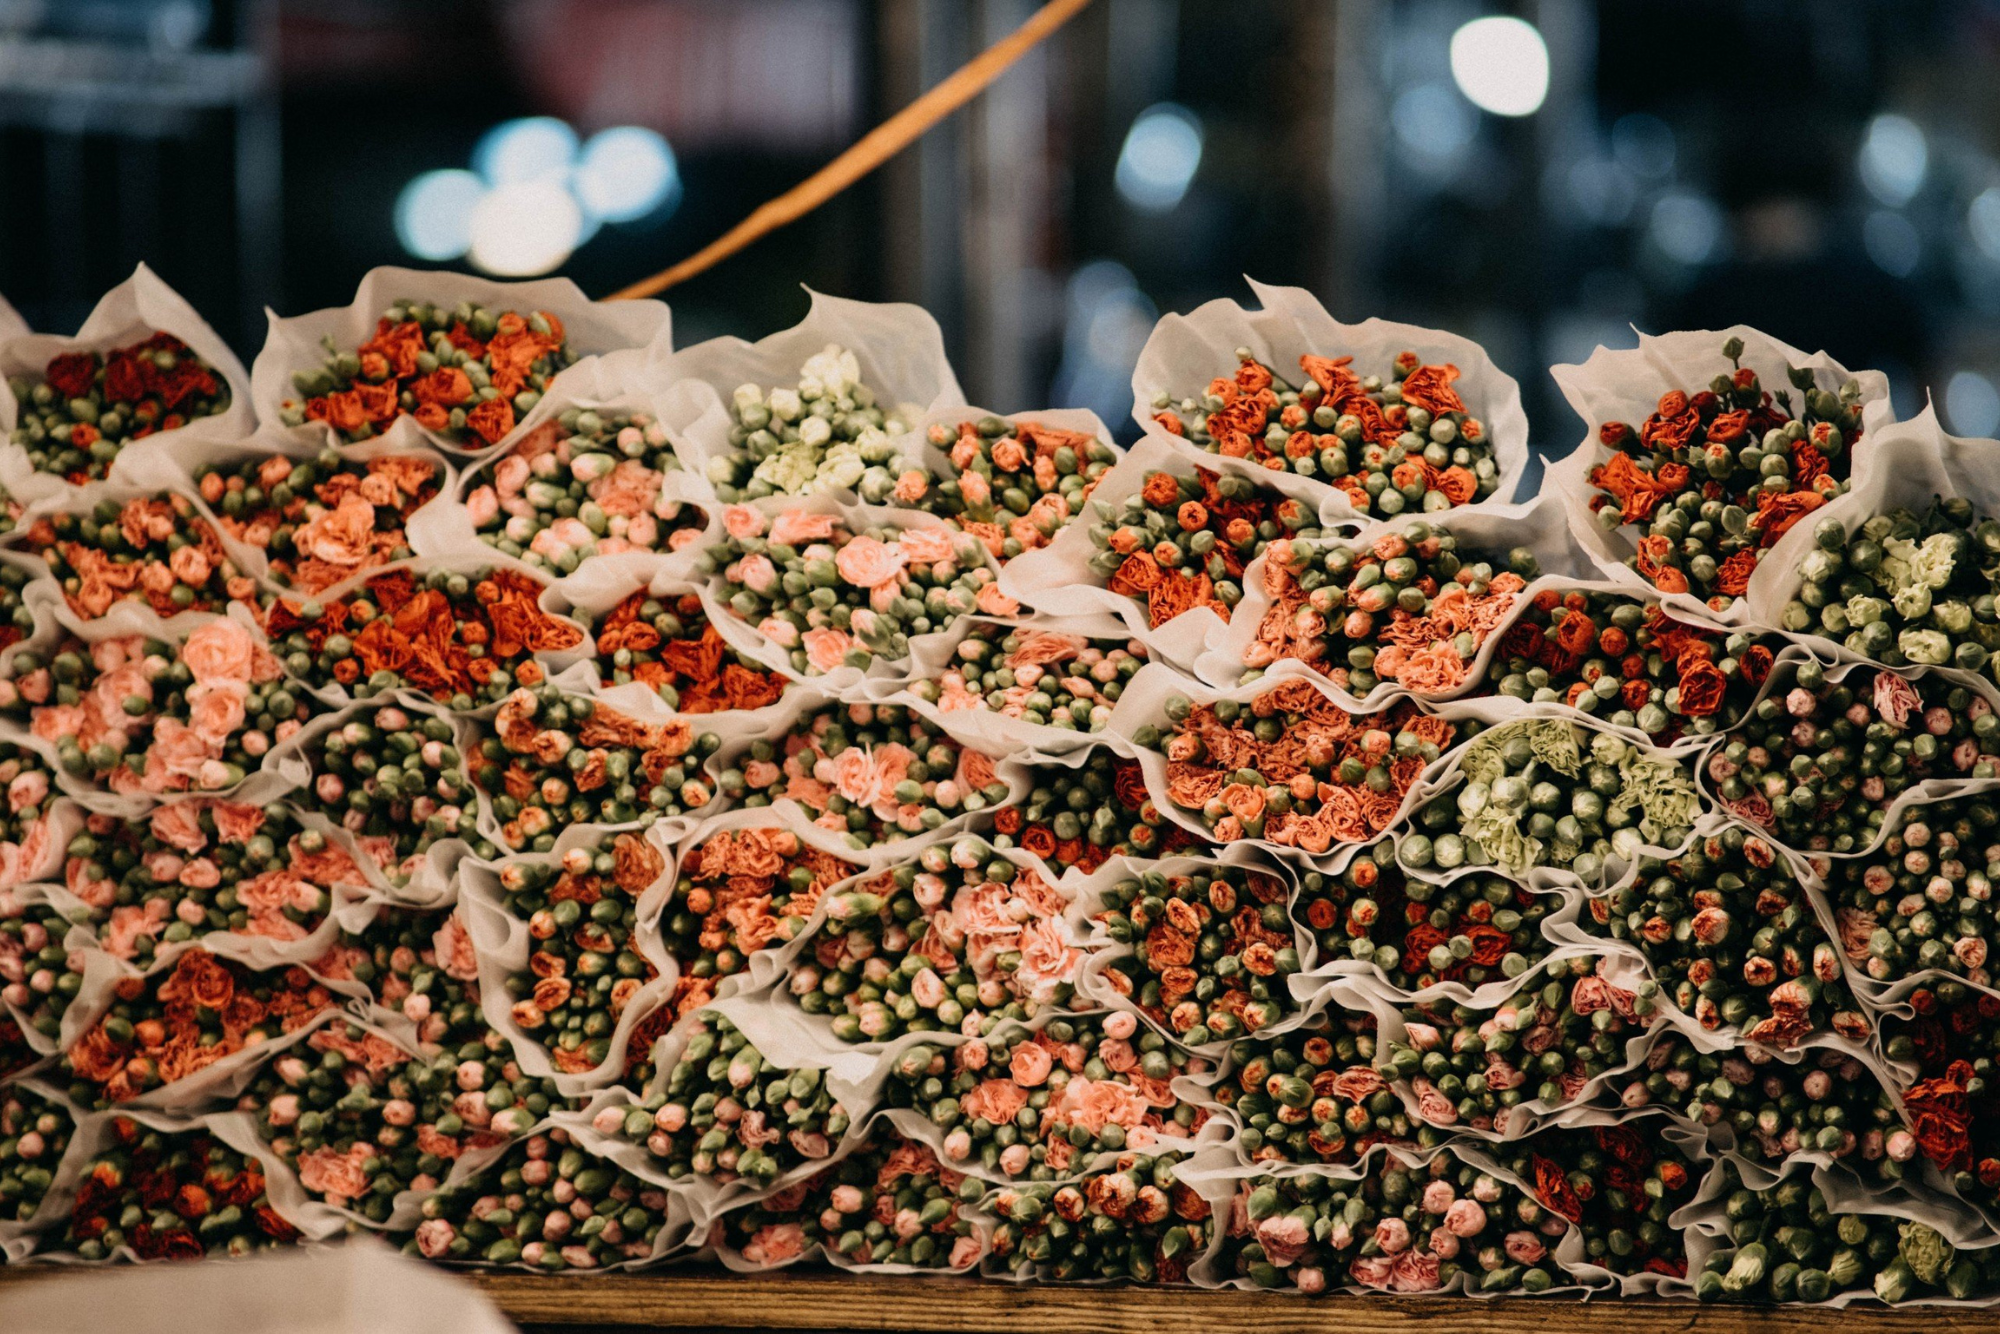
44,352,99,399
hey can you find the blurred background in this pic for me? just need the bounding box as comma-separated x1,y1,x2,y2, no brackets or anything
0,0,1985,473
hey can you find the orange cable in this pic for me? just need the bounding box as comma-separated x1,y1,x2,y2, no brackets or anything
606,0,1094,301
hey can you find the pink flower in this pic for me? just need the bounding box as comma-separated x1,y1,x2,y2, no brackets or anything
723,506,768,539
1443,1198,1487,1238
834,535,908,590
1421,1180,1456,1215
188,681,248,745
465,486,499,527
948,1235,982,1269
149,802,210,853
414,1219,456,1259
893,471,930,505
769,511,837,545
1349,1254,1398,1288
734,553,778,594
801,628,854,674
180,619,258,686
211,802,265,844
6,770,47,813
1374,1217,1411,1254
1389,1251,1443,1292
1504,1231,1547,1263
897,527,957,565
1008,1042,1054,1087
1255,1213,1310,1266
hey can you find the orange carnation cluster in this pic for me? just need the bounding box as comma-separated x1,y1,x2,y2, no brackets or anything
591,591,786,713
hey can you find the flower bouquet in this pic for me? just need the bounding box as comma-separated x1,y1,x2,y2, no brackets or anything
1217,1007,1404,1166
989,747,1194,876
909,621,1146,738
62,1116,300,1260
1879,984,2000,1216
722,698,1012,849
791,838,1087,1043
0,1081,71,1226
919,412,1116,561
1091,858,1304,1048
984,1150,1210,1283
280,300,572,447
301,699,480,884
1493,1120,1700,1283
1821,794,2000,988
463,405,707,572
582,589,787,712
194,449,442,594
880,1010,1209,1179
14,334,234,483
20,494,265,622
269,565,585,707
705,344,921,502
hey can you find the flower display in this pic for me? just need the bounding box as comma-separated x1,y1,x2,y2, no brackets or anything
1783,501,2000,672
714,507,999,675
1399,719,1703,882
1381,958,1663,1132
597,1012,851,1187
463,407,706,571
1245,522,1539,693
1218,1148,1561,1294
709,346,916,502
407,1128,673,1268
989,748,1193,875
583,591,786,712
1692,1160,1998,1303
911,622,1146,735
282,302,570,447
471,686,722,852
62,1118,298,1261
63,802,368,958
1822,795,2000,987
303,702,480,881
13,334,232,482
1585,339,1865,608
1607,1030,1901,1173
1713,666,2000,853
1150,350,1501,515
195,451,441,594
1217,1012,1403,1166
654,824,852,1019
15,623,321,797
1496,1123,1698,1280
921,416,1115,559
1300,845,1555,995
1584,825,1869,1044
21,496,264,621
1088,467,1318,629
712,1127,986,1270
494,832,666,1074
723,700,1010,848
791,839,1086,1042
985,1151,1209,1283
269,567,585,707
0,1083,70,1223
1880,985,2000,1208
882,1013,1208,1178
62,949,340,1107
1093,861,1302,1047
1141,680,1457,852
1488,590,1775,744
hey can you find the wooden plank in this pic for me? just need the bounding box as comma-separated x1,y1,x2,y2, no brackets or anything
461,1270,2000,1333
8,1261,2000,1331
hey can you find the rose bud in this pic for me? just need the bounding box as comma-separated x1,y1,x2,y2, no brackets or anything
280,299,570,449
1147,347,1501,515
